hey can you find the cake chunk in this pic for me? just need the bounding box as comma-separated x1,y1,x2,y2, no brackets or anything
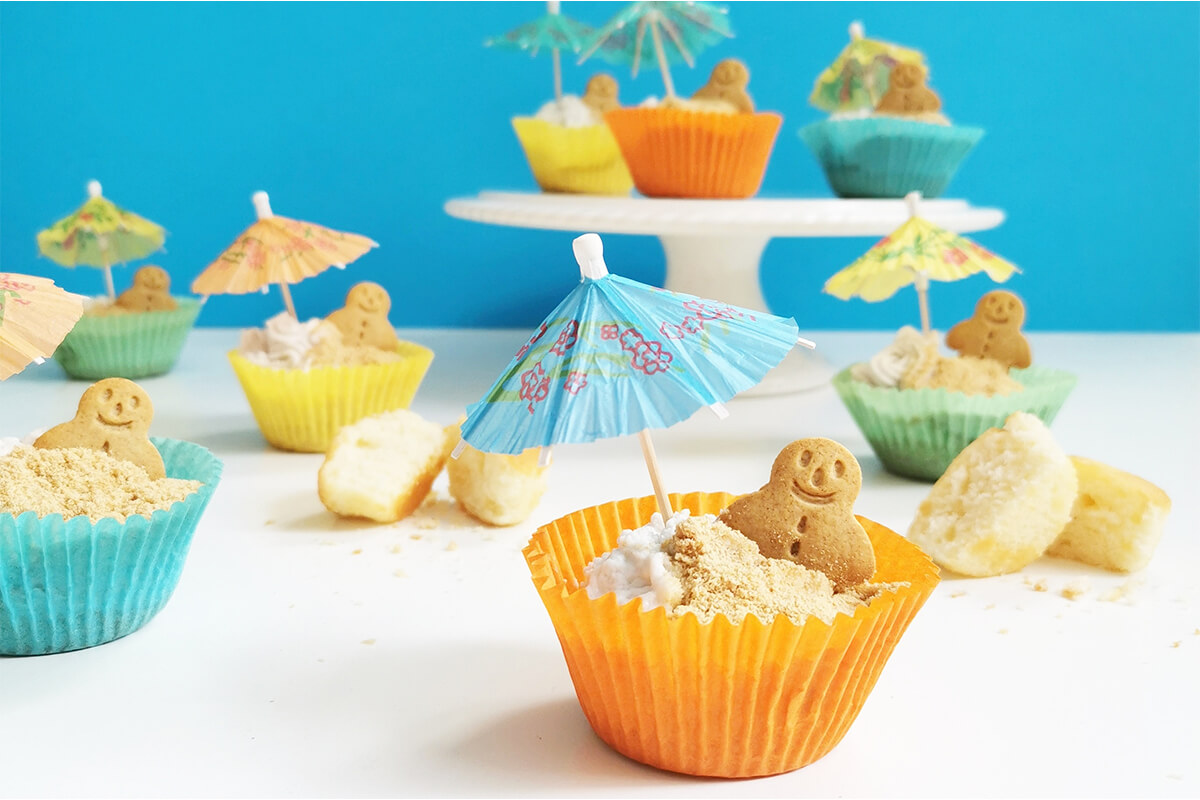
318,410,454,523
907,413,1077,577
446,425,548,527
1046,457,1171,573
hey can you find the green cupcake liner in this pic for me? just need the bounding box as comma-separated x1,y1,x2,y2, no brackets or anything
52,298,202,380
799,118,983,199
833,366,1077,482
0,438,223,655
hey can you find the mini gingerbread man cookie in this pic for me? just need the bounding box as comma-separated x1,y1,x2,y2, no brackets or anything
875,63,941,116
34,378,165,478
115,266,178,312
326,282,399,351
582,73,620,114
719,438,875,591
691,58,755,113
945,290,1032,369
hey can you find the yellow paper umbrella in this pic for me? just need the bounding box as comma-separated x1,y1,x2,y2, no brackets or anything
809,21,925,114
36,181,167,300
191,192,378,319
825,192,1018,333
0,272,85,380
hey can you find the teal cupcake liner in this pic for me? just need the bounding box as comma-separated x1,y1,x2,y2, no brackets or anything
0,437,222,655
833,366,1077,482
53,298,202,380
799,118,983,199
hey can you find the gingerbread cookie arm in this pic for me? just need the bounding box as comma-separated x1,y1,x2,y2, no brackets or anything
944,319,971,355
1011,335,1032,369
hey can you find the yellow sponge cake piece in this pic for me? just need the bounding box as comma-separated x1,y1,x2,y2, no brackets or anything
1047,457,1171,573
447,424,548,526
907,412,1078,577
318,410,455,523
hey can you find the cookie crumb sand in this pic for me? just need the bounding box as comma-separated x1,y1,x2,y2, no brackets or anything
1061,580,1089,600
0,445,200,522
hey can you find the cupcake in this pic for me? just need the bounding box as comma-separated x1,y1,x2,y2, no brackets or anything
835,292,1076,481
229,282,434,453
53,265,202,380
524,438,939,777
513,73,635,196
606,58,782,198
800,25,982,198
0,378,222,655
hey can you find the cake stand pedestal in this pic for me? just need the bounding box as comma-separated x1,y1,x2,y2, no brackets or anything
444,192,1005,395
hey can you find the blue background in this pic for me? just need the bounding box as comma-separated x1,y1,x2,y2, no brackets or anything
1,1,1197,332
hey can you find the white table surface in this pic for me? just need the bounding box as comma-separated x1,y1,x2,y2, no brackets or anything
2,328,1197,799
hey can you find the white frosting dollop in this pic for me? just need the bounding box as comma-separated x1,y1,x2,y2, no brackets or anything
238,312,340,370
534,95,602,128
0,430,45,458
584,510,689,610
851,326,939,388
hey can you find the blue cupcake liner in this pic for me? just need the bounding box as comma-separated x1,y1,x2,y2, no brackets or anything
53,298,202,380
0,437,223,656
834,365,1077,482
799,118,984,199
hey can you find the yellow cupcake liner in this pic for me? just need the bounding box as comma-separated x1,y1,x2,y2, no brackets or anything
524,491,939,778
228,341,434,453
512,117,634,196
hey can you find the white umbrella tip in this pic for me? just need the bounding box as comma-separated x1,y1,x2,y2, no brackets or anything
87,180,102,198
573,233,609,279
547,0,560,13
849,21,864,40
252,191,274,219
904,191,923,218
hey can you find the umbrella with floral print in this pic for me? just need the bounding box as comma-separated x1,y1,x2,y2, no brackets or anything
37,180,166,300
191,191,377,319
0,272,84,380
455,233,810,517
824,192,1018,334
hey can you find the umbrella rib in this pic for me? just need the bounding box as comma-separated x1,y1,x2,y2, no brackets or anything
632,16,647,77
657,17,693,67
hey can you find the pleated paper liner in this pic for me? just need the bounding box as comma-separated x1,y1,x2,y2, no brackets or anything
0,438,223,656
799,118,983,199
512,117,634,196
605,108,782,198
524,492,940,778
52,298,202,380
228,341,435,453
833,365,1078,482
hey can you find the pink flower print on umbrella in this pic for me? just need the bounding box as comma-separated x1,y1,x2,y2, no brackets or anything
563,371,589,395
519,362,551,414
630,339,672,375
619,328,646,353
660,321,685,340
600,324,619,340
944,248,968,266
684,299,741,322
550,320,579,355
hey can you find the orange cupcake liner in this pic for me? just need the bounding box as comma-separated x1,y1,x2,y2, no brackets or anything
604,108,782,198
524,491,939,778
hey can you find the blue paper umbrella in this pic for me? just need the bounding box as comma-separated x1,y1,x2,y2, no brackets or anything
578,1,733,98
456,234,811,517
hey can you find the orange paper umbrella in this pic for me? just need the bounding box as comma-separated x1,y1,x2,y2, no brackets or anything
0,272,85,380
191,192,378,318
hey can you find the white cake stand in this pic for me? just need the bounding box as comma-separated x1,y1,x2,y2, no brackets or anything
444,191,1005,395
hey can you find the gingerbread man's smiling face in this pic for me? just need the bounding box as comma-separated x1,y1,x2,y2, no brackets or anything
774,439,861,506
347,282,390,314
978,290,1024,326
586,74,617,102
135,266,170,291
80,378,153,430
712,58,749,88
890,63,923,89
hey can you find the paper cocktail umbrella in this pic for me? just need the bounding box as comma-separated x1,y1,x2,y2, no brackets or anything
487,0,614,105
824,192,1018,333
456,233,812,518
809,21,926,114
191,192,377,319
36,180,166,300
0,272,84,380
578,1,732,99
